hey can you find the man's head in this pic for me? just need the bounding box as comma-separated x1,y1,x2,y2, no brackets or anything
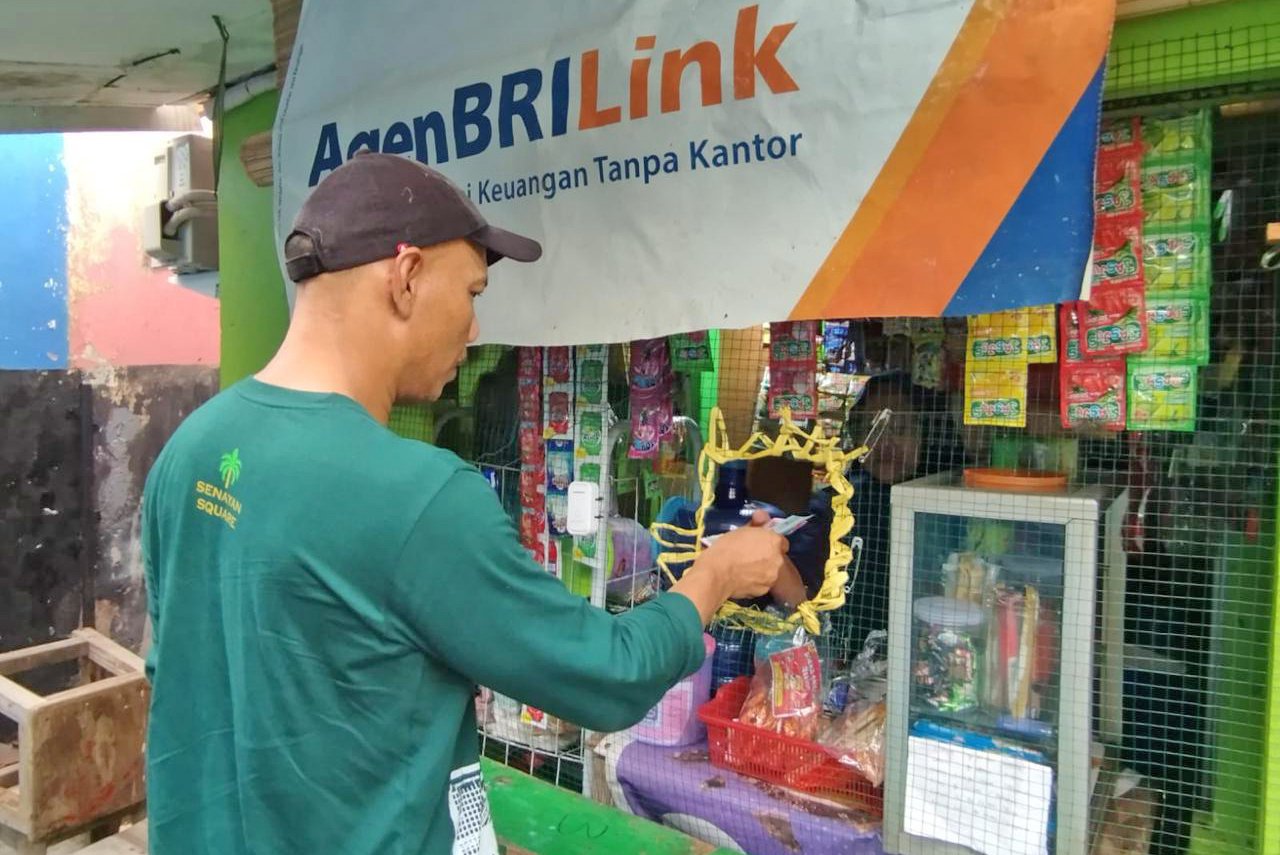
849,373,923,485
281,153,540,402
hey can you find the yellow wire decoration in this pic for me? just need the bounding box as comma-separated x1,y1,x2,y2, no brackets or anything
651,406,872,636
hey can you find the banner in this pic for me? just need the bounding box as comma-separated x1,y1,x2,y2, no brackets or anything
275,1,1114,345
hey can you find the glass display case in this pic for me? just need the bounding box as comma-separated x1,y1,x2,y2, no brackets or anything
883,473,1121,855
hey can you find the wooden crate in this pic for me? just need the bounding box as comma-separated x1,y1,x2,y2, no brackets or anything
0,629,148,845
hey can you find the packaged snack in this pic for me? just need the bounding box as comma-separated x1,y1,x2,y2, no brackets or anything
1098,116,1142,158
821,320,861,374
912,339,945,390
1060,359,1127,431
967,311,1029,363
737,640,823,741
669,331,714,373
578,410,603,456
629,393,672,459
630,338,670,391
769,321,818,366
1059,302,1084,364
964,367,1027,428
819,700,886,787
517,346,542,378
768,367,818,420
1095,150,1142,221
1092,214,1144,291
547,391,572,436
942,551,999,604
576,350,605,405
519,466,544,508
1026,305,1058,364
1080,282,1147,357
1127,362,1198,432
1142,110,1211,160
519,427,545,466
546,493,569,535
546,346,572,384
1142,225,1210,296
546,440,574,492
1142,160,1209,228
1134,296,1209,364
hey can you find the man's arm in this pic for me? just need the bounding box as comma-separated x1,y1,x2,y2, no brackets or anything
388,468,783,733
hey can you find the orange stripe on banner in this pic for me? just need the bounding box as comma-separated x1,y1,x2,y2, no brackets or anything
791,0,1115,320
788,0,1009,320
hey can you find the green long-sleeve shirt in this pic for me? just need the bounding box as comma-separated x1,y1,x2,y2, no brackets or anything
141,378,705,855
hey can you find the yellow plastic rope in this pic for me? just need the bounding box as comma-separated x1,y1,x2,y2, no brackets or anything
651,406,869,636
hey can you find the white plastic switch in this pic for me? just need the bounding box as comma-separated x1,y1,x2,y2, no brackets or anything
565,481,601,536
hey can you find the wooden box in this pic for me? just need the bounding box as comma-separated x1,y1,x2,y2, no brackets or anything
0,629,148,845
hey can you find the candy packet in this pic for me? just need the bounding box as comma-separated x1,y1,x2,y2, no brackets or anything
821,320,862,374
1060,359,1126,431
1079,282,1147,357
1098,116,1143,159
668,331,714,373
1142,160,1210,228
1142,110,1211,160
1059,302,1084,364
1095,150,1142,221
964,367,1027,428
1142,225,1210,296
546,346,572,384
967,311,1029,364
1127,362,1198,432
1026,305,1058,364
768,367,818,420
1133,296,1209,364
770,321,818,367
1092,214,1145,291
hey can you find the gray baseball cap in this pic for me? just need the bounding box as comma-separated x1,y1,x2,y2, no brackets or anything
284,152,542,283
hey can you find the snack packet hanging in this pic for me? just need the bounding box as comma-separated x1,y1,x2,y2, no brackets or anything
1060,359,1126,431
768,367,818,420
821,321,862,374
1127,362,1198,432
1142,160,1210,228
1142,111,1211,160
1059,302,1084,365
770,321,818,366
1098,116,1143,159
1079,282,1147,357
1092,214,1145,291
1095,150,1142,221
1026,305,1058,364
669,331,714,373
1142,225,1210,296
964,367,1027,428
546,346,572,384
967,311,1029,363
1134,296,1209,364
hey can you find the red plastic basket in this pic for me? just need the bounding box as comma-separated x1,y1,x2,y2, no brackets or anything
697,676,883,816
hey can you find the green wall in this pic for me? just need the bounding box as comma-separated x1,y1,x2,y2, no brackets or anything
218,91,289,388
1108,0,1280,99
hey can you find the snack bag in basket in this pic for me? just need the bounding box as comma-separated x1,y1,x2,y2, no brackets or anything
819,699,886,787
737,640,822,742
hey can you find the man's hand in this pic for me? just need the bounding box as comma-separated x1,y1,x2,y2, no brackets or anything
670,510,790,625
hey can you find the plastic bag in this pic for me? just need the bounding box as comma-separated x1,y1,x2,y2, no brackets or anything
737,639,822,741
819,700,886,787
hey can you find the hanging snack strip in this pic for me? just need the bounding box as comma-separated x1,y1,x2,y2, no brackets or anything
1126,110,1212,430
516,347,546,564
629,338,675,460
964,310,1028,428
573,345,610,571
669,331,714,374
768,321,819,420
543,347,575,558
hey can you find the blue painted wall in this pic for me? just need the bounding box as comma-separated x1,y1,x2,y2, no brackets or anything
0,134,68,369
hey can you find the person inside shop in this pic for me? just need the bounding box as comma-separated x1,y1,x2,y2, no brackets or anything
139,152,791,855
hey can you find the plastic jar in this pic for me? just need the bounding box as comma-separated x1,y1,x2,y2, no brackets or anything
912,597,987,713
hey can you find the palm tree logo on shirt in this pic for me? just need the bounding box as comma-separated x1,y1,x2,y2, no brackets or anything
219,449,242,490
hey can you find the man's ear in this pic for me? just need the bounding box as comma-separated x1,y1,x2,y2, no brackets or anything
389,246,423,319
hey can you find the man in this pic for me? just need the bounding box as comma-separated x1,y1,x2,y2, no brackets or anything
141,153,787,855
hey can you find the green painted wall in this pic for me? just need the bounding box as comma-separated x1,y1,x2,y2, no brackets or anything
1108,0,1280,99
218,91,289,388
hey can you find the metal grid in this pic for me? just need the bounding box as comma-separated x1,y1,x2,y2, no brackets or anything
420,28,1280,855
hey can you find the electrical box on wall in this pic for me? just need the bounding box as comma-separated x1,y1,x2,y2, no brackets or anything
140,134,218,277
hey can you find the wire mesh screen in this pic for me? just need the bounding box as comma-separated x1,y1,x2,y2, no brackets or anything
413,30,1280,855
